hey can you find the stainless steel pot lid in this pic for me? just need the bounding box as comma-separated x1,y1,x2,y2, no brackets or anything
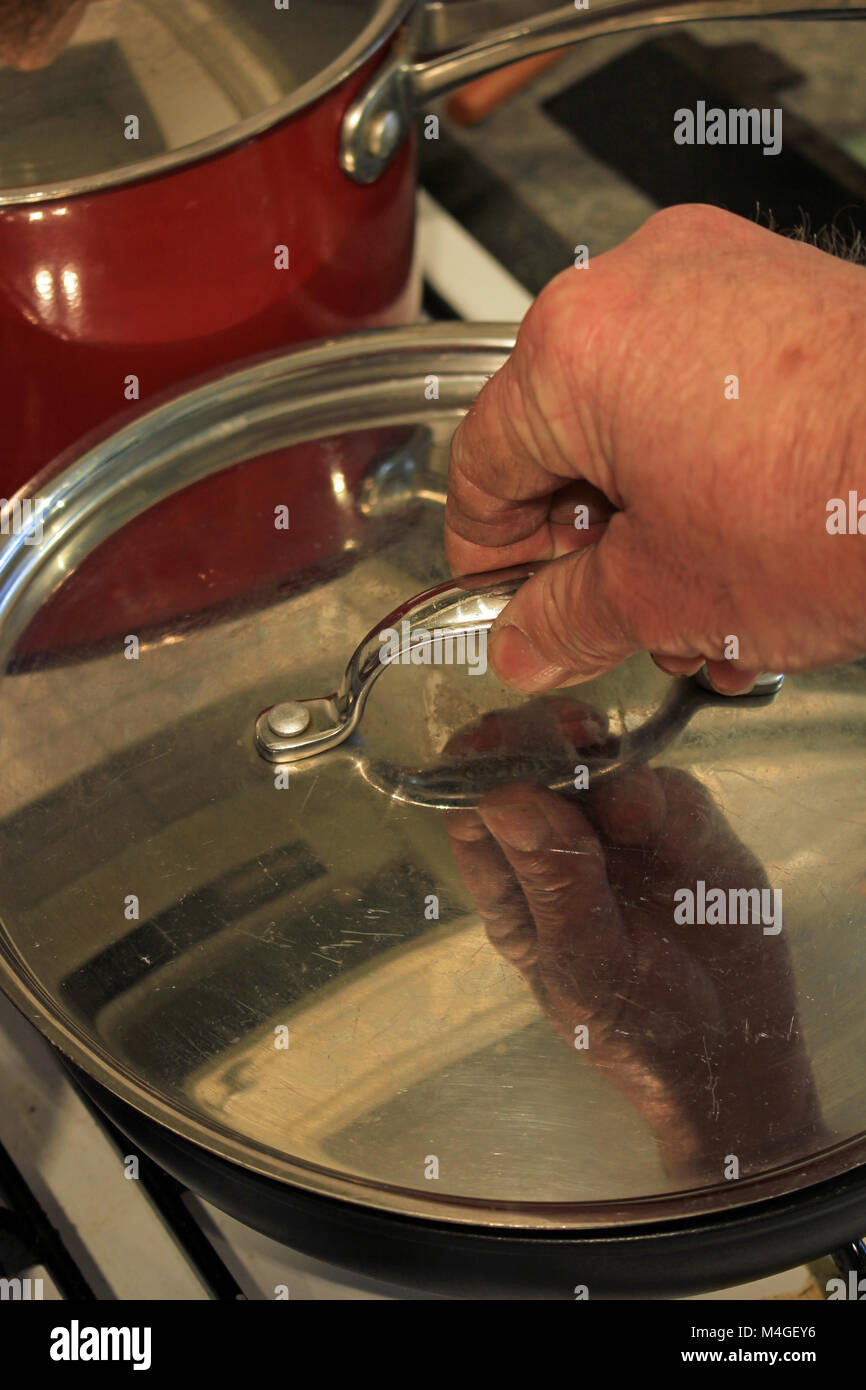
0,0,410,202
1,322,865,1231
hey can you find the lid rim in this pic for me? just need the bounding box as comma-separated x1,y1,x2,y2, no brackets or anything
6,935,866,1230
0,321,518,667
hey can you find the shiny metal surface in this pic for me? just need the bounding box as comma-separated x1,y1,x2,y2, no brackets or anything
255,566,786,808
267,702,313,739
1,323,866,1230
418,2,557,51
0,0,413,202
256,564,541,767
342,0,866,180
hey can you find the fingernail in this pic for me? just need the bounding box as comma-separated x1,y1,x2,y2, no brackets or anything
707,674,756,697
489,625,568,693
481,802,552,852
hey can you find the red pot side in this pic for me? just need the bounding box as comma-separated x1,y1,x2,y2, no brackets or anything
2,52,420,656
19,425,415,658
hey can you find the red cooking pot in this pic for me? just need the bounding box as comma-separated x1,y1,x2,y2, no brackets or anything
9,0,864,496
0,0,422,495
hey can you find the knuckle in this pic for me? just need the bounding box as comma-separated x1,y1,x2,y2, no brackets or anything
641,202,733,240
519,838,608,901
637,203,761,258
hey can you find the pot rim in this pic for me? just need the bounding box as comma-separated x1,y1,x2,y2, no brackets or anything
0,0,414,207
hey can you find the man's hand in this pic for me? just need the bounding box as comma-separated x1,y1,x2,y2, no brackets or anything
446,204,866,693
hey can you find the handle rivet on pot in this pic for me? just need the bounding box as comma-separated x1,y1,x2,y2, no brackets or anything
267,702,311,737
366,109,402,161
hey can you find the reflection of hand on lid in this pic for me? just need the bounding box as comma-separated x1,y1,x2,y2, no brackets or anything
444,698,823,1180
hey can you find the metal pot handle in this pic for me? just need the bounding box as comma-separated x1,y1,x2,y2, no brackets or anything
254,564,783,789
341,0,866,182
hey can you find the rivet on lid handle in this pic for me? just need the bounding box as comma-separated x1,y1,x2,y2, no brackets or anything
266,702,312,738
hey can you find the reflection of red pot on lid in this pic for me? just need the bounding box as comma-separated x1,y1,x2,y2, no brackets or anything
18,422,416,657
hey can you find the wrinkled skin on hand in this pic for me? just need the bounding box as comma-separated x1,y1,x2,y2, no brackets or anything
444,698,822,1179
446,205,866,695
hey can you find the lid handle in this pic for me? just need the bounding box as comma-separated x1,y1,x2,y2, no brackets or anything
254,565,783,774
255,563,535,763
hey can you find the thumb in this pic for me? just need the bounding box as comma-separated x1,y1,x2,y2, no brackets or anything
489,532,639,691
